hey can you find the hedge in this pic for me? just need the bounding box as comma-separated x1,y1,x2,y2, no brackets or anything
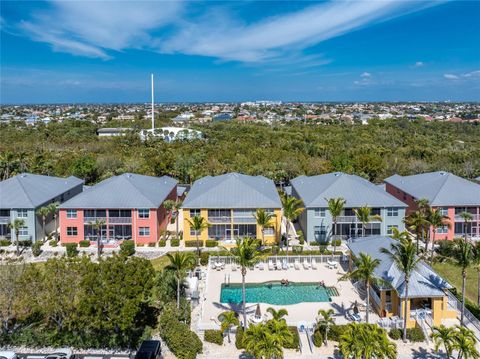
204,330,223,345
235,328,245,349
79,240,91,247
158,240,166,247
65,243,78,257
331,239,342,247
326,324,349,341
284,327,300,349
407,327,425,342
185,241,204,248
19,240,32,247
388,328,402,340
159,310,202,359
313,329,324,347
49,239,58,247
0,239,11,246
32,241,42,257
171,239,180,247
205,240,218,248
119,240,135,256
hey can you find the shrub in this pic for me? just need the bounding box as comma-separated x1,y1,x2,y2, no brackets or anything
235,327,245,349
0,239,11,246
32,241,42,257
326,324,349,341
148,242,156,247
119,240,135,256
65,243,78,257
407,327,425,342
284,326,300,349
309,241,320,246
79,240,90,247
200,252,210,266
204,329,223,345
171,239,180,247
159,309,202,359
331,239,342,247
185,241,203,248
313,329,324,347
19,240,32,247
292,245,303,254
437,239,455,258
159,240,166,247
49,239,58,247
388,328,402,340
205,240,217,248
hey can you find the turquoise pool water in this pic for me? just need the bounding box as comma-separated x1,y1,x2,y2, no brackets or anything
220,282,336,305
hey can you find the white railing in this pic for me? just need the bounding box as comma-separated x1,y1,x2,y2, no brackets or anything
0,216,10,224
208,254,344,268
108,217,132,224
455,214,480,221
84,216,107,223
208,216,231,224
369,287,382,309
447,291,480,338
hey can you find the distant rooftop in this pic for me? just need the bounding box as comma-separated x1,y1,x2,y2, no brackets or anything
291,172,406,208
385,171,480,206
0,173,84,209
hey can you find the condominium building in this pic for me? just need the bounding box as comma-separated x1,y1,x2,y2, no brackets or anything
290,172,406,243
59,173,177,245
182,173,282,245
0,173,84,242
385,171,480,241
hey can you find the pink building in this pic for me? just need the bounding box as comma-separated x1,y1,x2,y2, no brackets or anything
59,173,177,245
385,171,480,241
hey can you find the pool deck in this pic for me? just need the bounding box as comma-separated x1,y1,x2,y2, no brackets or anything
197,260,380,330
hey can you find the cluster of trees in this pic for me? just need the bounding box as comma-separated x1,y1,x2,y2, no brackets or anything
0,255,155,348
1,119,479,185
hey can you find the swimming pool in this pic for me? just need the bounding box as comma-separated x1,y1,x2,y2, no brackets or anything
220,281,337,305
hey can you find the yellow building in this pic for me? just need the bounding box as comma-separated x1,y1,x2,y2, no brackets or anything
182,173,282,245
347,236,457,328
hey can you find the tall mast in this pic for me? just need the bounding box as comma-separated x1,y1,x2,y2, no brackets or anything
151,73,155,131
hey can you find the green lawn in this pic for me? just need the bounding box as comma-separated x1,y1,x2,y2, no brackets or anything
150,255,171,271
433,262,479,304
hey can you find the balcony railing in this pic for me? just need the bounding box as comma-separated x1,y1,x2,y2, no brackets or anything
84,216,107,223
208,216,231,224
0,216,10,224
455,214,480,222
108,217,132,224
336,216,382,223
232,217,257,224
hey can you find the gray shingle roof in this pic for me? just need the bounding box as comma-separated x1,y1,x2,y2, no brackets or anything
347,236,451,298
0,173,84,209
290,172,406,208
385,171,480,206
59,173,177,209
182,172,281,209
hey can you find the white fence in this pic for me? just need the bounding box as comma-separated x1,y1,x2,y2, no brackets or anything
207,254,346,268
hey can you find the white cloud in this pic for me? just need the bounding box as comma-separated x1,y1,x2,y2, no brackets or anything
443,71,480,80
360,72,371,78
444,74,459,80
414,61,424,68
17,0,440,62
462,70,480,78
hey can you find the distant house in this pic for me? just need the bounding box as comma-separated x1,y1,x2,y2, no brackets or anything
385,171,480,241
59,173,177,245
347,236,456,328
213,113,233,122
182,173,282,245
139,127,203,142
0,173,84,242
291,172,406,243
172,113,195,122
96,128,130,137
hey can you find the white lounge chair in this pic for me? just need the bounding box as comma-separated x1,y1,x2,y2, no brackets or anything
282,259,288,270
231,263,237,271
268,260,274,270
294,259,300,270
311,259,318,269
258,262,265,270
276,259,282,270
327,260,338,269
303,259,311,270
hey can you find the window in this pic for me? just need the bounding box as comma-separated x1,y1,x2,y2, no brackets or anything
387,225,398,235
67,227,78,236
314,208,326,217
208,224,228,239
234,224,257,238
17,209,28,218
190,227,198,236
189,209,201,218
66,210,77,219
138,209,150,219
263,227,275,236
18,226,28,236
313,225,327,242
139,227,150,236
371,208,381,216
387,208,398,217
439,207,449,216
437,225,448,234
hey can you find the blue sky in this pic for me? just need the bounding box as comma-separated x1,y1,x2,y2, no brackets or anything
1,0,479,103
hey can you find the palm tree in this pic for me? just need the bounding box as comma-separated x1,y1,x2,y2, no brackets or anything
431,325,456,358
8,218,26,256
36,206,50,242
281,194,304,255
339,323,396,359
244,323,284,359
405,210,429,254
220,311,239,343
48,202,59,240
254,209,276,246
173,199,183,239
230,237,265,328
473,242,480,307
340,253,382,323
453,237,474,326
459,211,473,241
266,317,293,347
163,200,175,228
90,219,106,259
428,208,451,263
414,198,431,252
165,252,195,309
266,307,288,322
354,205,382,237
381,228,421,342
186,215,210,265
326,197,346,255
316,309,334,346
453,325,479,359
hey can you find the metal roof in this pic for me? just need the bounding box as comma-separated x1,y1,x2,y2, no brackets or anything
290,172,406,208
59,173,177,209
0,173,84,209
385,171,480,206
182,172,282,209
347,236,451,298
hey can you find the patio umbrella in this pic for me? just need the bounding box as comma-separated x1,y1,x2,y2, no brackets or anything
255,303,262,319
